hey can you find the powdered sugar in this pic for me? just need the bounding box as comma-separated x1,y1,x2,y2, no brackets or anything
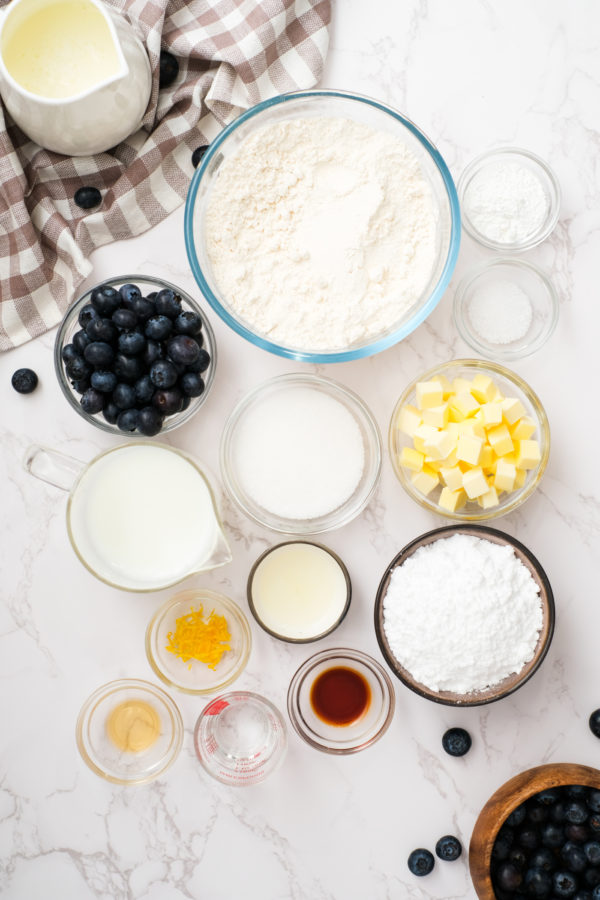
204,117,438,351
463,160,549,245
382,534,543,694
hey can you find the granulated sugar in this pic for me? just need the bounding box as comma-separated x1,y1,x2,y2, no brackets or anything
382,534,543,693
469,279,533,345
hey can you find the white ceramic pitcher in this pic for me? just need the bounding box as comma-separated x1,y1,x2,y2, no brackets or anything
0,0,152,155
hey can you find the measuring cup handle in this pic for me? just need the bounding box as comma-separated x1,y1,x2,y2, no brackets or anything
23,445,85,492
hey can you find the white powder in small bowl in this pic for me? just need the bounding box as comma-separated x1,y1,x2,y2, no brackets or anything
468,279,533,345
463,160,549,245
382,534,543,694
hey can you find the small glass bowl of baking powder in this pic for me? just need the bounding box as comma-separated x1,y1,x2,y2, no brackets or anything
453,258,559,361
458,148,560,252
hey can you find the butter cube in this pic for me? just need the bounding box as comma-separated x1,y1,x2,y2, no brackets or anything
424,456,443,471
502,397,527,426
399,446,424,472
423,428,456,461
439,487,467,513
440,465,463,492
452,377,473,395
480,444,494,471
451,392,480,419
514,467,527,489
511,416,537,440
515,439,541,470
411,465,439,496
456,433,484,466
478,486,500,509
481,402,503,428
448,405,466,423
462,466,489,499
471,374,498,403
422,403,449,429
487,423,514,457
494,458,517,492
396,403,422,437
416,380,443,410
435,375,453,399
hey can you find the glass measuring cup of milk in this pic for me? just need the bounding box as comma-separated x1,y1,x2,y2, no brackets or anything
24,442,232,592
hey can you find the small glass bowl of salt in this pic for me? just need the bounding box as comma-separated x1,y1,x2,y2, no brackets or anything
453,257,559,361
458,147,560,252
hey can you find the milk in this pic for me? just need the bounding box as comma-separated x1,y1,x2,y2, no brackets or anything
2,0,120,99
68,445,220,591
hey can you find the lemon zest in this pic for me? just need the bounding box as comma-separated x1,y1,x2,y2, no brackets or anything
166,604,231,671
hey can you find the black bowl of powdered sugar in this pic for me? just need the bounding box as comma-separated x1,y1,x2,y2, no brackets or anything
374,524,554,706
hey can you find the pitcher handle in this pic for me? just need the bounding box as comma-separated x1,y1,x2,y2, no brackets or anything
23,445,85,492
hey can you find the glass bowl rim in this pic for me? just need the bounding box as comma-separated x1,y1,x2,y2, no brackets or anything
75,677,184,785
457,146,561,252
246,540,352,643
145,587,252,694
53,273,217,435
184,88,461,363
287,646,396,754
452,256,560,361
388,357,551,521
373,523,556,707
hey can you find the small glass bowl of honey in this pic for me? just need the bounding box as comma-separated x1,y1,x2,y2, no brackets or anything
287,648,395,754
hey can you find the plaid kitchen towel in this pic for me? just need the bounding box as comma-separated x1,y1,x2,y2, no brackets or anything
0,0,331,350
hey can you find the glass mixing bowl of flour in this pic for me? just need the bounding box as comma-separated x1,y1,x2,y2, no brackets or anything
184,90,461,363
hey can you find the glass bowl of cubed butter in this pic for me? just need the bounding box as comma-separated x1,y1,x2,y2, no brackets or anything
389,359,550,520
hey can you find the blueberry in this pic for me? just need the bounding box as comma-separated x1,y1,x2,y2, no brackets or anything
541,822,565,848
594,885,600,899
90,370,118,393
72,329,91,354
180,372,204,398
567,824,591,843
113,353,144,382
145,315,172,341
528,803,550,824
553,803,569,824
11,367,38,394
137,406,163,436
590,815,600,834
567,803,589,826
70,377,90,394
186,347,211,373
132,296,155,321
80,388,105,414
154,288,182,319
494,861,523,891
435,835,461,861
102,401,120,425
554,869,578,897
407,849,434,877
159,50,179,88
507,804,527,828
149,359,178,389
524,866,552,898
180,394,191,411
570,788,590,801
441,727,471,757
116,408,139,432
85,316,117,343
562,841,587,873
61,343,79,365
134,375,155,404
119,283,142,306
174,310,202,335
112,307,138,330
152,387,183,416
585,843,600,866
493,828,515,862
118,331,146,356
143,340,163,367
112,383,137,409
517,827,540,851
508,847,529,870
530,848,557,872
191,145,209,168
78,303,98,329
574,891,593,900
166,334,200,366
90,284,120,315
537,788,561,806
591,712,600,739
84,341,115,368
66,355,92,380
586,869,600,888
588,794,600,815
74,186,102,209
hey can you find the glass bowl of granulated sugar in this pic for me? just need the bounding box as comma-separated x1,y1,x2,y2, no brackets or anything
184,90,461,363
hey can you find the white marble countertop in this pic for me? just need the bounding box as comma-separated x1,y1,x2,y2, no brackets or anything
2,2,600,898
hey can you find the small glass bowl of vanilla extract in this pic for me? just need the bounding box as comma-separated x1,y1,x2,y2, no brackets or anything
287,648,395,754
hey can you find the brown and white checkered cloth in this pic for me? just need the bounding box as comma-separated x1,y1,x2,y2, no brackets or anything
0,0,331,350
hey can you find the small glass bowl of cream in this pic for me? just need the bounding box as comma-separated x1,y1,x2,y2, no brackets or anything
287,648,395,754
75,679,183,784
220,373,382,534
458,147,560,252
247,541,351,643
453,258,559,361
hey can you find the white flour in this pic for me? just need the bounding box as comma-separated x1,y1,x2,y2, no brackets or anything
204,117,437,351
463,161,548,245
382,534,543,694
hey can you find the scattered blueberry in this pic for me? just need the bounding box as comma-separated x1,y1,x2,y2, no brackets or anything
407,848,434,877
191,145,209,168
435,835,462,862
11,368,38,394
159,50,179,88
80,388,105,414
441,727,471,757
74,186,102,209
116,408,139,432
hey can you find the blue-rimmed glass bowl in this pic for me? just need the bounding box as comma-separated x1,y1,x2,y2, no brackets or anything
184,90,461,364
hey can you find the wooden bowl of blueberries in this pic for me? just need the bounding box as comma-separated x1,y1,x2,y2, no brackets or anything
54,275,215,436
469,762,600,899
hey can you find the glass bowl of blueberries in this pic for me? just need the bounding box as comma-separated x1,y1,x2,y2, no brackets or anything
54,275,215,436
